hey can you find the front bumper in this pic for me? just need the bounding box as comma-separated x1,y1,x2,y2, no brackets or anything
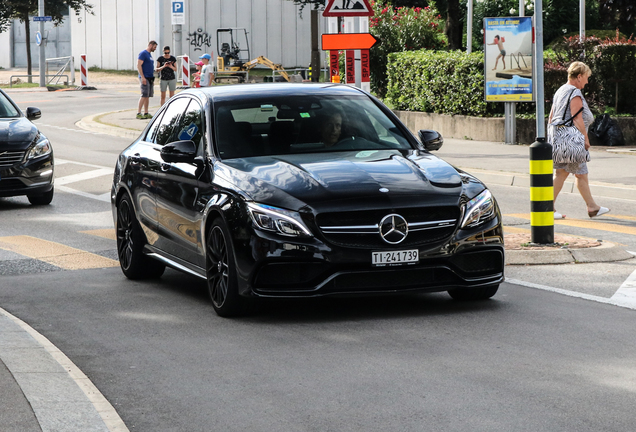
0,154,54,198
235,221,505,298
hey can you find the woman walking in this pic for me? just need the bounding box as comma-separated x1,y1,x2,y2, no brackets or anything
548,61,609,219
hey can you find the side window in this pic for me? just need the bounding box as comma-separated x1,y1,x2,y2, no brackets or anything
174,100,204,148
154,97,190,146
145,110,165,143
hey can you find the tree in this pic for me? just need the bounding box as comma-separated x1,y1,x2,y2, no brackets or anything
0,1,92,83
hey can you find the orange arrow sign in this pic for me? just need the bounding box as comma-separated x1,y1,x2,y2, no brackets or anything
321,33,379,51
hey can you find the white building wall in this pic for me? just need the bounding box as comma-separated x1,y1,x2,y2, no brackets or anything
70,0,319,71
0,26,12,69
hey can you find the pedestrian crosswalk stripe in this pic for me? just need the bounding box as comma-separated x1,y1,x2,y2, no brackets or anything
506,214,636,236
0,236,118,270
81,229,116,241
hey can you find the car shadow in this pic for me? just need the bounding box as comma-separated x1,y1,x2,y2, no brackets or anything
152,268,505,324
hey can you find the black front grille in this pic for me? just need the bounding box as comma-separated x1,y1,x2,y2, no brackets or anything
0,151,25,168
0,178,26,191
316,206,460,249
449,250,504,276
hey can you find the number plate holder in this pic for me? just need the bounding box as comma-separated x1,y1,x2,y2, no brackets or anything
372,249,419,267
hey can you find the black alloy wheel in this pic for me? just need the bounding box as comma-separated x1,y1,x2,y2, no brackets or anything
116,194,165,279
447,285,499,301
27,187,54,205
206,218,245,317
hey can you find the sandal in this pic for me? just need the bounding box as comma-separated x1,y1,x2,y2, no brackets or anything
588,207,610,218
553,211,566,219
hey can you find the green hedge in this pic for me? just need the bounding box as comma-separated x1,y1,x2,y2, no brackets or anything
385,50,490,116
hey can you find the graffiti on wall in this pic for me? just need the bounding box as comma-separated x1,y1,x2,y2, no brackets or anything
187,28,212,52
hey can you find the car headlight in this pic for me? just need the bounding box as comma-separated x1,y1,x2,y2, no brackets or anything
460,189,496,229
247,203,312,237
26,136,52,160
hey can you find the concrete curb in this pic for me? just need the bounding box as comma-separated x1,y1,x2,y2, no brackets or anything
3,87,50,93
0,307,128,432
506,241,635,265
76,111,141,140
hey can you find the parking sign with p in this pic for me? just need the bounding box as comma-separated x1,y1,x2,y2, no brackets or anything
171,1,185,25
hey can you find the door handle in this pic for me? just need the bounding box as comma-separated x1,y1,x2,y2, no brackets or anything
160,163,171,171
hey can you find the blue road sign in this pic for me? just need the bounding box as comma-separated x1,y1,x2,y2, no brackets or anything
33,16,53,22
36,31,42,46
172,2,184,13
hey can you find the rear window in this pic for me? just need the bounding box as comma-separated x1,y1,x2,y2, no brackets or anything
0,93,20,118
213,94,413,159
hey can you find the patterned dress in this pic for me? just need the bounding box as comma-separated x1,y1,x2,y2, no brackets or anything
548,83,594,175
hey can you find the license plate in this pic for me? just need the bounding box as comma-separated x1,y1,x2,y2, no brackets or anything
372,249,419,267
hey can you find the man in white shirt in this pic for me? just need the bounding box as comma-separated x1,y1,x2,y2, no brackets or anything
199,53,213,87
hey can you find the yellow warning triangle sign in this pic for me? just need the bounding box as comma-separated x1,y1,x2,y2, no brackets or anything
323,0,374,17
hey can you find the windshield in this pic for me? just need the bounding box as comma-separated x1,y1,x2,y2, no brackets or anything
213,94,414,159
0,93,20,118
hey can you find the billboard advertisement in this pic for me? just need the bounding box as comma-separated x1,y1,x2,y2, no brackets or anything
484,16,534,102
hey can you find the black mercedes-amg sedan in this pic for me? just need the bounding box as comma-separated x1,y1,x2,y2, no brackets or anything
0,89,54,205
111,83,504,316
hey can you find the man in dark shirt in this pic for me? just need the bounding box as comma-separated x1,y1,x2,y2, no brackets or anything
156,45,177,106
136,40,157,119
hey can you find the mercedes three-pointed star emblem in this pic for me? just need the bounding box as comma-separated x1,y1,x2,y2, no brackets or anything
379,214,408,244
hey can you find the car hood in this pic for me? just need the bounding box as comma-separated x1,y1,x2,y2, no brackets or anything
218,150,466,212
0,117,39,149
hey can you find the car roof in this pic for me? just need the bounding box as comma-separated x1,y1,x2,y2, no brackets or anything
180,83,367,103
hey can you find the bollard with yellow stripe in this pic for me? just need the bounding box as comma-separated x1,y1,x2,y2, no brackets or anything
529,137,554,243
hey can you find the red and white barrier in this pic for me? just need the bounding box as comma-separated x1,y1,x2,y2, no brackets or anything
181,55,190,87
80,54,88,86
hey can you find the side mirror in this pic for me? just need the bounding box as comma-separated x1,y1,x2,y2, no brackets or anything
26,107,41,121
418,129,443,151
160,140,197,163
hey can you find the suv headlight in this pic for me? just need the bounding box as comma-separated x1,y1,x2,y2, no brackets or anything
460,189,496,229
26,136,52,160
247,203,312,237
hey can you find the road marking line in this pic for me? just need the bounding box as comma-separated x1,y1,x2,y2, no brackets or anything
0,307,129,432
38,123,110,137
56,185,111,202
55,167,113,186
56,158,112,170
0,236,118,270
506,278,636,311
506,213,636,236
610,268,636,308
81,229,117,241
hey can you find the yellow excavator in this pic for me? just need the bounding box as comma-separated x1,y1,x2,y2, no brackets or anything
215,28,290,83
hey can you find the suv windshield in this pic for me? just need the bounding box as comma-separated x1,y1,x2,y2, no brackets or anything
213,95,413,159
0,93,20,118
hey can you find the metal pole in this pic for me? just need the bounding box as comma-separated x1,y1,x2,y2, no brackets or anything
579,0,585,40
505,103,516,144
534,0,545,138
519,0,525,17
310,9,320,82
173,25,182,57
467,0,473,53
38,0,46,87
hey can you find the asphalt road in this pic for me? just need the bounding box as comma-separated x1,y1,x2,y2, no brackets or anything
1,87,635,431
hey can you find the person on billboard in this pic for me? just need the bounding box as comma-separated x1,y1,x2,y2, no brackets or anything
488,35,506,71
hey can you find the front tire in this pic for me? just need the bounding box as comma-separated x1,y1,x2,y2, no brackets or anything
448,285,499,301
116,194,165,279
28,187,54,205
206,218,245,317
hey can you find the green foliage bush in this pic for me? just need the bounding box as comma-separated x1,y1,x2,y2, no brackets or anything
386,33,636,117
385,50,493,116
